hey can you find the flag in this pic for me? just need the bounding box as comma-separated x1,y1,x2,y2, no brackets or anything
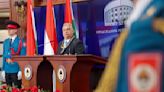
44,0,58,55
65,0,79,38
34,7,46,55
26,0,37,56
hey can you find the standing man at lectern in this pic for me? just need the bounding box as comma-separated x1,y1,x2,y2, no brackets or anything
57,23,85,55
1,20,26,88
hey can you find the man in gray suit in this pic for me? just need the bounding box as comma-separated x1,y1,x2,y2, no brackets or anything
57,23,84,55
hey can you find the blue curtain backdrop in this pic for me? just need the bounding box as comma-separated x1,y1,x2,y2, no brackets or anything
33,0,126,58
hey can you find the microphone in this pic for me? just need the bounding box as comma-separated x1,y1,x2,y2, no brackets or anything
37,40,56,48
36,40,57,55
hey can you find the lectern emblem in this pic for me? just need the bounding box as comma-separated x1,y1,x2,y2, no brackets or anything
57,65,66,83
24,65,32,80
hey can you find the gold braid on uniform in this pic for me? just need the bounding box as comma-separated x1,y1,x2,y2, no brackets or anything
153,18,164,34
94,30,128,92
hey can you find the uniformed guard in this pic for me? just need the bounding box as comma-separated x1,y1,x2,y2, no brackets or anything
95,0,164,92
1,20,26,88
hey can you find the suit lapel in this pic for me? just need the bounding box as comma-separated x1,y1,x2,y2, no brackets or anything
60,41,65,54
60,37,75,54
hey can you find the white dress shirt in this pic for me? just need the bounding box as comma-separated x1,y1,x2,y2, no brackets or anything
10,35,17,44
64,39,70,48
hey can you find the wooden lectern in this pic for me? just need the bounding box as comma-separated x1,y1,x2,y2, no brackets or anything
13,55,106,92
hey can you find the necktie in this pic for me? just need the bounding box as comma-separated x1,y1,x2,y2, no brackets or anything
10,39,12,46
64,41,67,48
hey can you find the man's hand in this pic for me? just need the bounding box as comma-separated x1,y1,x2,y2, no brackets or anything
64,54,68,55
1,71,5,81
17,71,22,80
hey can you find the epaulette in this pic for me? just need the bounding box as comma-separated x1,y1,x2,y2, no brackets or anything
153,18,164,34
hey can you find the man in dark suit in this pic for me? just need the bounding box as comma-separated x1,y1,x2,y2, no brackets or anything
57,23,84,55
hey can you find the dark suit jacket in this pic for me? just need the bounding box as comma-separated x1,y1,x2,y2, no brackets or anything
57,37,84,55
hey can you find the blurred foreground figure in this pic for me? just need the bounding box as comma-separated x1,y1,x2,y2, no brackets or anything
95,0,164,92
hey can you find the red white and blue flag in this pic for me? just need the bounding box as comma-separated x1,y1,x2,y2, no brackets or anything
44,0,58,55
